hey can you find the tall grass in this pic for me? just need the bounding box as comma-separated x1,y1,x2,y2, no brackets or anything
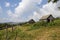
0,18,60,40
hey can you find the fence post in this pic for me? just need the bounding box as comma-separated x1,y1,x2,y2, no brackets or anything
5,25,8,40
12,25,13,32
14,25,18,40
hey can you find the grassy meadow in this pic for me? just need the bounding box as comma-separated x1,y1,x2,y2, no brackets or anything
0,19,60,40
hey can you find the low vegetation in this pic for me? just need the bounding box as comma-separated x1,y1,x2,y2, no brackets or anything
0,18,60,40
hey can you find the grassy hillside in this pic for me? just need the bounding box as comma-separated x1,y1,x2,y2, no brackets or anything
0,19,60,40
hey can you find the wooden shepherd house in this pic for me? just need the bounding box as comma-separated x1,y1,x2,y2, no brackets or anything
28,19,35,24
40,14,54,22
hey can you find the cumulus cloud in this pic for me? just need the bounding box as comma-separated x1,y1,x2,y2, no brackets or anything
28,0,60,21
14,0,42,17
0,6,3,18
28,12,41,21
0,6,2,13
7,10,20,22
38,0,60,18
5,2,10,7
0,18,8,23
7,0,60,22
8,0,42,22
8,10,18,18
0,7,2,10
0,7,9,22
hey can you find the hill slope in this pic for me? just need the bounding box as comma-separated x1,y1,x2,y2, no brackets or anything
0,19,60,40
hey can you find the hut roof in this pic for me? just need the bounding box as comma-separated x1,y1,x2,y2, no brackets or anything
28,19,35,23
41,14,52,20
29,19,35,22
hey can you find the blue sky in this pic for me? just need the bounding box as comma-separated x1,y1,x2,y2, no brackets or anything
1,0,59,22
0,0,21,18
0,0,47,22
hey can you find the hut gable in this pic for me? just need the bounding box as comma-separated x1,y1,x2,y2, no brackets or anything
28,19,35,24
40,14,54,22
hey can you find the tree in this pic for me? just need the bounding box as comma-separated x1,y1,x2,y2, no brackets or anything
48,0,60,9
48,0,59,3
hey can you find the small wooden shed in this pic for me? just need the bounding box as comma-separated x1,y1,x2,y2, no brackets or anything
40,14,54,22
28,19,35,24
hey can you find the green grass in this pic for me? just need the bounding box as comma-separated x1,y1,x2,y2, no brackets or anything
0,26,60,40
0,19,60,40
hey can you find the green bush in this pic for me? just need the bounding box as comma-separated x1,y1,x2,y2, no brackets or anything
27,21,48,30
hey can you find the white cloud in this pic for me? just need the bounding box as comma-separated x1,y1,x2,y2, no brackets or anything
0,18,9,23
8,10,18,18
28,12,41,21
0,6,3,17
7,10,20,22
56,0,60,9
14,0,42,17
7,0,60,22
37,0,60,19
8,0,42,22
0,6,2,13
5,2,10,7
40,2,56,16
0,7,2,9
28,0,60,21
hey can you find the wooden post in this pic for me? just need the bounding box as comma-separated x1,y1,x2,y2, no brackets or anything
12,26,13,32
5,25,8,40
14,26,18,40
14,31,17,40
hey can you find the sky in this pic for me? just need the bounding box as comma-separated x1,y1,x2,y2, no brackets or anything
0,0,60,23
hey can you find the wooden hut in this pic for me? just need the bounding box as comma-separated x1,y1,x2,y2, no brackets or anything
40,14,54,22
28,19,35,24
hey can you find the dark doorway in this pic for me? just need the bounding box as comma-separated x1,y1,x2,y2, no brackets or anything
47,19,50,22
